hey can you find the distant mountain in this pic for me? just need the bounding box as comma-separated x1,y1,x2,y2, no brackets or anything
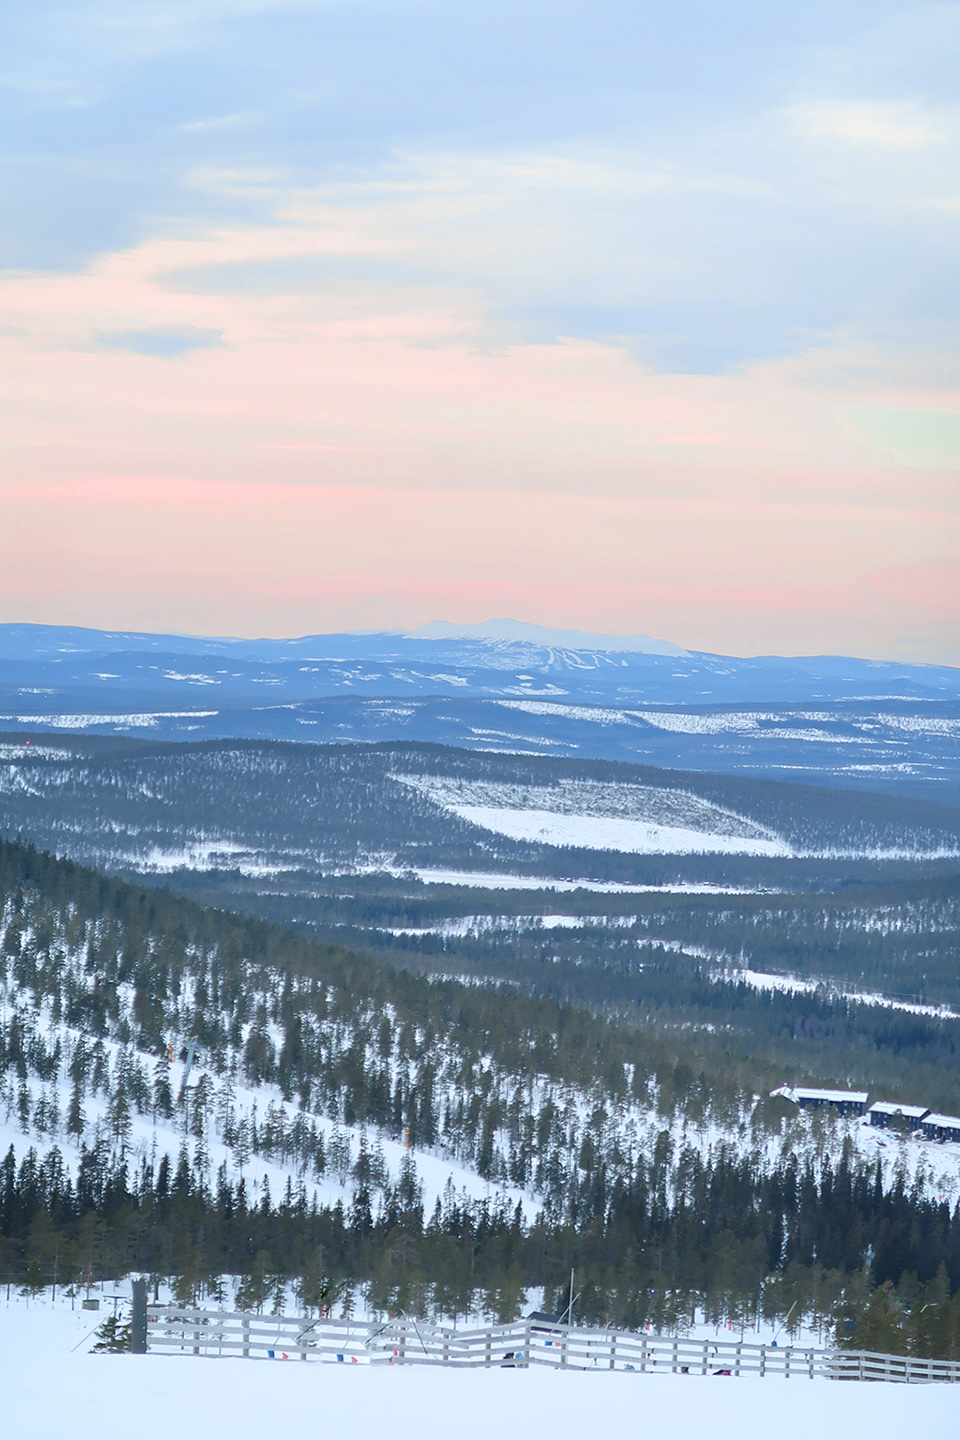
405,618,687,655
1,622,958,799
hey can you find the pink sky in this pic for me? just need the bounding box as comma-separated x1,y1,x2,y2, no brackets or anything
2,178,958,661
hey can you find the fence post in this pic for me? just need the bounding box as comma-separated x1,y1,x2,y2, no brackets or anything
672,1337,678,1374
131,1279,147,1354
760,1345,766,1378
560,1327,567,1369
525,1319,532,1369
735,1342,742,1377
785,1348,791,1380
609,1333,616,1371
640,1334,647,1373
808,1349,814,1380
701,1340,708,1376
243,1315,250,1358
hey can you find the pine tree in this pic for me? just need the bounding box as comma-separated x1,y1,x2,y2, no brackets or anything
66,1078,85,1138
91,1314,132,1353
109,1084,132,1158
152,1054,174,1120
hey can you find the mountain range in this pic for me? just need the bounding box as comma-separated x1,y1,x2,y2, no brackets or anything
1,621,958,800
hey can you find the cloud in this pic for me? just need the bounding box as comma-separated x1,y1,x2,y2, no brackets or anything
96,327,225,357
3,6,959,372
785,100,945,150
2,2,958,659
841,407,960,470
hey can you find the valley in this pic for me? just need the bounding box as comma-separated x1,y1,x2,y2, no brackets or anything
1,630,958,1354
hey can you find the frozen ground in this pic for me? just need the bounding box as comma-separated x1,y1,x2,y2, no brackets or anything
386,867,763,893
3,1296,958,1440
444,804,792,856
399,774,793,857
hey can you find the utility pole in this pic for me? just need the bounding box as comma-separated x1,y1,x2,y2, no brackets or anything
562,1268,575,1325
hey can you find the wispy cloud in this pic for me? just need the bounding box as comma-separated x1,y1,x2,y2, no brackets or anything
1,1,957,657
785,100,947,150
97,326,224,356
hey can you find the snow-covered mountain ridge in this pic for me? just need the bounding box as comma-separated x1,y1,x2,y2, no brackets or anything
2,623,958,798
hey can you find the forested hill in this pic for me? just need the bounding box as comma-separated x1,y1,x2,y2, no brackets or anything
2,734,958,1114
3,835,960,1348
2,617,960,798
1,734,957,890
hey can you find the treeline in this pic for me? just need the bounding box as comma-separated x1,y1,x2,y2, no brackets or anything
3,1137,960,1354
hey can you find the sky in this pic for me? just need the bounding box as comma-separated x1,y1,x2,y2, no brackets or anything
1,1,958,661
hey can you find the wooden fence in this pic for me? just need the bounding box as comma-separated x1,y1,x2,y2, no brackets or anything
145,1305,960,1382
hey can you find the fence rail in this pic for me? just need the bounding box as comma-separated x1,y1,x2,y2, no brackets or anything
144,1305,960,1382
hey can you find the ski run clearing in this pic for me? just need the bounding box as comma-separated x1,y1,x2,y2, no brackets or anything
3,1297,960,1440
394,775,959,860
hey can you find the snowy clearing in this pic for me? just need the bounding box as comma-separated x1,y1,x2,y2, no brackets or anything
387,867,765,894
5,710,220,728
3,1300,959,1440
731,967,960,1021
448,804,793,856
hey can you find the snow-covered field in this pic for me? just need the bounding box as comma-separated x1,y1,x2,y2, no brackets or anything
399,774,792,856
396,773,958,861
3,1296,958,1440
442,804,792,855
386,867,763,893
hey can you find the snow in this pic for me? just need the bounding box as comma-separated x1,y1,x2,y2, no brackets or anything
498,700,640,723
5,710,219,728
137,840,286,877
445,804,793,856
406,620,686,655
388,868,763,894
396,773,792,856
734,967,960,1021
3,1298,959,1440
0,996,535,1225
869,1103,930,1121
0,742,74,760
790,1088,869,1106
396,773,796,855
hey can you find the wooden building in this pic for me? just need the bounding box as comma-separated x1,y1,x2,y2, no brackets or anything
788,1087,868,1116
921,1112,960,1143
868,1101,930,1131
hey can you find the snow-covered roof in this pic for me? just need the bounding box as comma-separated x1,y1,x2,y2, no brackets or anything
793,1087,868,1104
923,1113,960,1130
869,1102,929,1120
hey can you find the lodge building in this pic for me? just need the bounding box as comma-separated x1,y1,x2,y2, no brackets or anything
771,1085,960,1142
921,1113,960,1144
868,1101,930,1130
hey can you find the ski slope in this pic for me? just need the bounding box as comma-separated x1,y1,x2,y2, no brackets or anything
3,1297,959,1440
